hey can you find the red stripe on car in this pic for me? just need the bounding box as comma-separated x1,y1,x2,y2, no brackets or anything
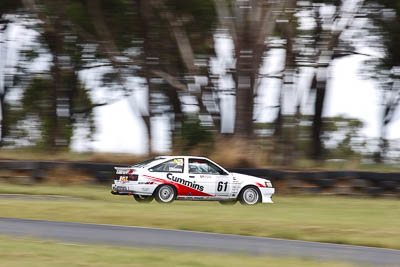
143,174,212,197
256,182,265,188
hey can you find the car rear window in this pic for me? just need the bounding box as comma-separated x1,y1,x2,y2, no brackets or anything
149,158,184,173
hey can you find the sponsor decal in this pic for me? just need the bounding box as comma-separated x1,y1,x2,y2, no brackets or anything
143,174,212,197
166,173,204,192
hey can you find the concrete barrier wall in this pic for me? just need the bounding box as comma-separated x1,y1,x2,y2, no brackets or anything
0,160,399,197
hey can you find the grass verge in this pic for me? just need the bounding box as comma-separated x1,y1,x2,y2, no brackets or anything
0,235,366,267
0,182,399,249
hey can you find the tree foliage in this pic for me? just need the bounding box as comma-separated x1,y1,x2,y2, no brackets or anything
0,0,399,164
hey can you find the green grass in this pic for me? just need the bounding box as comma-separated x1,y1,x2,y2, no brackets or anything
0,235,366,267
0,182,111,200
0,182,400,249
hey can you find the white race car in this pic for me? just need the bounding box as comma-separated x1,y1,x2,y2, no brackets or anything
111,156,275,205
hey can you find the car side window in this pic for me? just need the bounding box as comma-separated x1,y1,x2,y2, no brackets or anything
149,158,184,173
188,159,227,175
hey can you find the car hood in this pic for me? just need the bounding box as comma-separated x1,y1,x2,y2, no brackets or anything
231,172,270,183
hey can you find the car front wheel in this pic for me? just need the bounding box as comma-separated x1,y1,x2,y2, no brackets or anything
239,186,260,205
154,184,176,203
133,194,154,203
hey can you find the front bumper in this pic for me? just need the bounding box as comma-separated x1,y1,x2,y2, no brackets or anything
260,187,275,203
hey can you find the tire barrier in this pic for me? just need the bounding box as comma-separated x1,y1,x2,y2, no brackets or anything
228,168,400,197
0,160,399,197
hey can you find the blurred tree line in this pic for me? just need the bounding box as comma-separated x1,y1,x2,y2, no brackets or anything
0,0,399,165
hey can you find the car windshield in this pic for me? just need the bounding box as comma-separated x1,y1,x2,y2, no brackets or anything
189,158,226,175
131,157,166,168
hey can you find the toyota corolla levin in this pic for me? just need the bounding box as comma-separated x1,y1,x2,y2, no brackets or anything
111,156,275,205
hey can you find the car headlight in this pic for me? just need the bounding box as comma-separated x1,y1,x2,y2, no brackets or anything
265,181,273,188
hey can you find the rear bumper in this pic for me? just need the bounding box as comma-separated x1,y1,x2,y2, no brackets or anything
111,182,154,196
111,190,131,195
111,182,135,195
260,187,275,203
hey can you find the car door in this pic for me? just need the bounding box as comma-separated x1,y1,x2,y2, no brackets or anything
187,158,231,198
214,173,231,197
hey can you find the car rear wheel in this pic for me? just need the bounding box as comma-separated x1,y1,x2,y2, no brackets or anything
239,186,260,205
133,194,154,203
154,184,176,203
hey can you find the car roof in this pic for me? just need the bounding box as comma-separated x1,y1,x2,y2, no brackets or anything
142,156,229,173
157,156,209,160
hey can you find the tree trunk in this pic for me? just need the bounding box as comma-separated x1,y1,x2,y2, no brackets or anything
44,27,69,150
139,0,154,154
49,57,60,149
376,105,391,163
281,7,296,165
311,73,327,160
0,21,7,147
234,26,255,138
231,1,282,139
0,86,7,146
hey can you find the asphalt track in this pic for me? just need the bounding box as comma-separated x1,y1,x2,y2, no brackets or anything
1,217,400,266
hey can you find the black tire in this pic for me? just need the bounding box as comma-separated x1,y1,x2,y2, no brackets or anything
154,184,176,203
219,199,237,205
239,186,261,205
133,194,154,203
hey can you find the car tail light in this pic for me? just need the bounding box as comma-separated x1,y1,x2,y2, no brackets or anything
128,174,138,181
115,168,138,182
115,174,126,180
116,174,138,181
